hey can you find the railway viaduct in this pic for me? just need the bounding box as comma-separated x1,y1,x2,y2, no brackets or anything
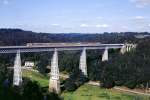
0,43,136,93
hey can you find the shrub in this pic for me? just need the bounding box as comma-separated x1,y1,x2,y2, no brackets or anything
64,79,77,91
124,81,137,89
115,81,124,86
101,79,115,89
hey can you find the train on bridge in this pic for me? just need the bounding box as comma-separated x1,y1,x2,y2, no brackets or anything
26,42,102,47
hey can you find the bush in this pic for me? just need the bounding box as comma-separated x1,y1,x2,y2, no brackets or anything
115,81,124,86
23,80,43,100
46,92,62,100
64,69,89,91
124,81,137,89
64,79,77,91
101,79,115,89
0,78,62,100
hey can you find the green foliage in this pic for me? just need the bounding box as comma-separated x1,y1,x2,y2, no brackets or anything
64,78,77,91
22,70,49,87
124,81,137,89
101,39,150,89
115,81,125,86
58,51,80,72
46,92,62,100
0,78,61,100
22,80,43,100
87,50,102,81
62,84,148,100
64,70,88,91
0,29,143,46
100,78,115,88
1,29,150,99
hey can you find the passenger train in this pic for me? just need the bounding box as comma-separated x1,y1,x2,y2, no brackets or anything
26,42,102,47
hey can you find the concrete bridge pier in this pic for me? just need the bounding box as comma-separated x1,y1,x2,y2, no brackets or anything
13,50,22,86
120,45,126,54
79,48,87,76
120,44,136,54
49,49,60,93
102,47,108,61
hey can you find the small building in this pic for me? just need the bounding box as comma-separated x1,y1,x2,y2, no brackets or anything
24,61,34,67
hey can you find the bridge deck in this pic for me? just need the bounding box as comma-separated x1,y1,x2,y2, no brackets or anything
0,43,124,53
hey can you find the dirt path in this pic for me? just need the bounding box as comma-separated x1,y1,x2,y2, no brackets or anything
114,87,150,96
87,81,150,97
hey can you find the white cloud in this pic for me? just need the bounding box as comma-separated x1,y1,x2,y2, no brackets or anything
130,0,150,8
95,24,109,28
148,24,150,27
80,24,89,27
51,24,60,26
135,16,145,19
131,16,146,20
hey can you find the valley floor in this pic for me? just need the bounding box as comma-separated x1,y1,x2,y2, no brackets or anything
22,70,150,100
62,84,149,100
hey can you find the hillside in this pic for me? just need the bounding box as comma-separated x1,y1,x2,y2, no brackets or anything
0,29,150,100
0,28,147,46
22,69,149,100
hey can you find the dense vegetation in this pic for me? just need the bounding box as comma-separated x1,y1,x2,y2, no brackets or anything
22,70,150,100
0,28,150,99
63,39,150,90
0,28,149,46
101,39,150,89
0,77,61,100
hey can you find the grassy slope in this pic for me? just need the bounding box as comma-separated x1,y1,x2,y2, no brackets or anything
22,69,49,87
62,84,149,100
22,70,149,100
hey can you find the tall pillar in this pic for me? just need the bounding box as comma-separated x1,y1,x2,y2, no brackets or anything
102,47,108,61
120,45,126,54
79,48,87,76
13,50,22,86
49,49,60,93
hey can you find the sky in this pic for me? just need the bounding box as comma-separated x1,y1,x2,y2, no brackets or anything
0,0,150,33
